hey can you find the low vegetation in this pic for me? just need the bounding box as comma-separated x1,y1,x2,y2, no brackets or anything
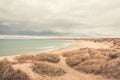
2,69,30,80
62,48,89,57
66,53,90,67
102,58,120,79
32,62,65,76
15,53,60,63
34,53,60,63
65,48,120,79
0,59,13,79
74,59,107,74
15,54,35,63
0,59,30,80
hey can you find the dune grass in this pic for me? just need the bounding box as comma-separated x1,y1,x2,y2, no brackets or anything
15,53,60,63
0,59,30,80
34,53,60,63
32,62,65,76
102,58,120,79
66,53,90,67
65,48,120,79
0,59,13,79
74,59,107,74
3,69,30,80
62,48,89,57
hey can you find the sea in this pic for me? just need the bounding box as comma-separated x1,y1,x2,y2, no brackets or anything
0,39,72,57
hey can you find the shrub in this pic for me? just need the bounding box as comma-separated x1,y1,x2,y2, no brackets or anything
32,62,65,76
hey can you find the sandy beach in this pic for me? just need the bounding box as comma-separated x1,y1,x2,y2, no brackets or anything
0,38,120,80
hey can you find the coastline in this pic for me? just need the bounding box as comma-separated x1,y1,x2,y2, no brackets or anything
0,39,111,59
0,39,73,57
0,39,114,60
0,38,120,80
0,40,74,59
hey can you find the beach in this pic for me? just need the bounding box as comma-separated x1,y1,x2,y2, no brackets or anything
0,38,120,80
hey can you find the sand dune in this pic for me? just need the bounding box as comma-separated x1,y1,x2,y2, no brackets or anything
0,38,120,80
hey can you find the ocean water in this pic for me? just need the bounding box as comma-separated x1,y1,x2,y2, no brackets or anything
0,39,72,57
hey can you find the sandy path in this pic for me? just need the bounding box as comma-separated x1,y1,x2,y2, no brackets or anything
55,55,112,80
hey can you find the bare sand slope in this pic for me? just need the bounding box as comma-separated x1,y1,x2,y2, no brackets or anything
0,39,120,80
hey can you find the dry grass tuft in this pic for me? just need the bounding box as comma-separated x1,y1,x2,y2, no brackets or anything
0,59,30,80
92,53,109,60
63,48,89,57
0,59,13,79
2,69,30,80
15,53,60,63
66,53,90,67
15,54,35,63
74,59,107,74
32,62,65,76
34,54,60,63
102,58,120,79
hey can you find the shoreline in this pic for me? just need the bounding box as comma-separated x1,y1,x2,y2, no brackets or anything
0,39,113,59
0,40,74,58
0,39,120,80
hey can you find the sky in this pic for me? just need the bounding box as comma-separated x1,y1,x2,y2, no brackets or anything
0,0,120,37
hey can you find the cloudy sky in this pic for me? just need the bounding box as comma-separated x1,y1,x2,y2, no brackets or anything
0,0,120,37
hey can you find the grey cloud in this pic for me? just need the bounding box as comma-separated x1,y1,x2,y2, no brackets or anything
0,0,120,37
